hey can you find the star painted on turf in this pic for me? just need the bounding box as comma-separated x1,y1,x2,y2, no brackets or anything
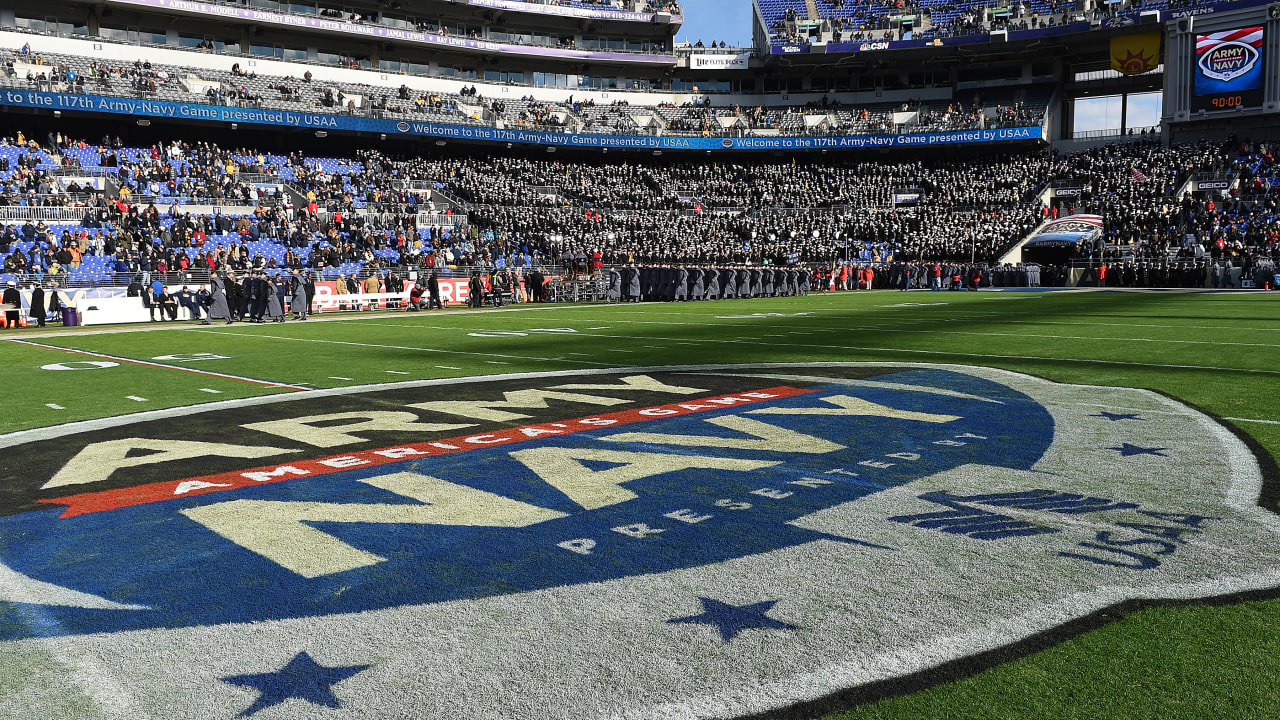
1108,443,1169,457
221,651,369,717
1092,411,1144,421
668,597,797,642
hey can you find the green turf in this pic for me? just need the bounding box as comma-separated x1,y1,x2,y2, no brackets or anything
3,288,1279,718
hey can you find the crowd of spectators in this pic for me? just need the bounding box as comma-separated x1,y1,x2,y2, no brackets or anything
1,132,1276,289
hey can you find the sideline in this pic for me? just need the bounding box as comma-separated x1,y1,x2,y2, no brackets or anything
1,286,1265,340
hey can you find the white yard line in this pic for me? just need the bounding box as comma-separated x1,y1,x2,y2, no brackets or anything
7,338,308,390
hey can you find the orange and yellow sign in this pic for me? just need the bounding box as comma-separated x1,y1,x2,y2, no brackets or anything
1111,32,1162,75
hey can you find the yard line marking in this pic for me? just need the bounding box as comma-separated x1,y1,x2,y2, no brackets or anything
329,376,354,380
199,389,222,394
188,331,620,367
125,396,148,402
45,403,65,410
486,361,510,365
6,339,308,391
436,366,461,370
1224,417,1280,425
568,352,593,356
386,370,410,375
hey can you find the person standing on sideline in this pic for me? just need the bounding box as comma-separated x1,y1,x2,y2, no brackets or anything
29,281,46,327
3,281,21,327
305,271,318,314
427,270,443,309
265,273,285,322
207,271,232,325
290,268,308,320
363,272,382,310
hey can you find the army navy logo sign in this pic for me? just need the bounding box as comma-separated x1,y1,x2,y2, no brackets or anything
2,363,1279,719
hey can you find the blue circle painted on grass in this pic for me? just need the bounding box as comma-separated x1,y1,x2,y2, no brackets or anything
0,368,1052,638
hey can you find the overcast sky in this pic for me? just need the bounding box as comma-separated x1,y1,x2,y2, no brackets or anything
678,0,755,47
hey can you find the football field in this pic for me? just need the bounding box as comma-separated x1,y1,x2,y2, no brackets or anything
2,288,1279,720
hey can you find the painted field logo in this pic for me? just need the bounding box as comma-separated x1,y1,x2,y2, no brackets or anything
1,364,1278,720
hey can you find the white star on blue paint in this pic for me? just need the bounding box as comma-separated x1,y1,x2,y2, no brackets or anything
1108,443,1169,457
221,651,368,716
668,597,797,642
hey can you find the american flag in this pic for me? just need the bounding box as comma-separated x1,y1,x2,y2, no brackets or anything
1131,167,1147,183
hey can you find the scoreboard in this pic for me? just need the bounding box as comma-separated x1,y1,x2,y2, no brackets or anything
1191,26,1266,112
1164,3,1279,125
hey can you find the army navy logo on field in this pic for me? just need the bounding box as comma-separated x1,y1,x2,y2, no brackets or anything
1,363,1278,719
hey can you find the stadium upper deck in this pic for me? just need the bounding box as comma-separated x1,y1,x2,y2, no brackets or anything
0,0,1273,153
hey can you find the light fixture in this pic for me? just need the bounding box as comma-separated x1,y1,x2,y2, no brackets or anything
53,110,61,118
230,123,238,130
380,133,387,140
315,130,328,137
137,119,150,126
435,140,446,146
547,146,556,153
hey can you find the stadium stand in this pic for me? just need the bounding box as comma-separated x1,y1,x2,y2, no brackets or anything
2,132,1275,292
0,0,1277,305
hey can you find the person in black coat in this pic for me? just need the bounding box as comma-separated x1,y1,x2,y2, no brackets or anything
227,273,245,321
254,271,272,321
427,270,443,309
29,282,46,327
304,272,317,315
468,272,484,308
2,281,20,327
239,272,254,320
626,265,641,303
